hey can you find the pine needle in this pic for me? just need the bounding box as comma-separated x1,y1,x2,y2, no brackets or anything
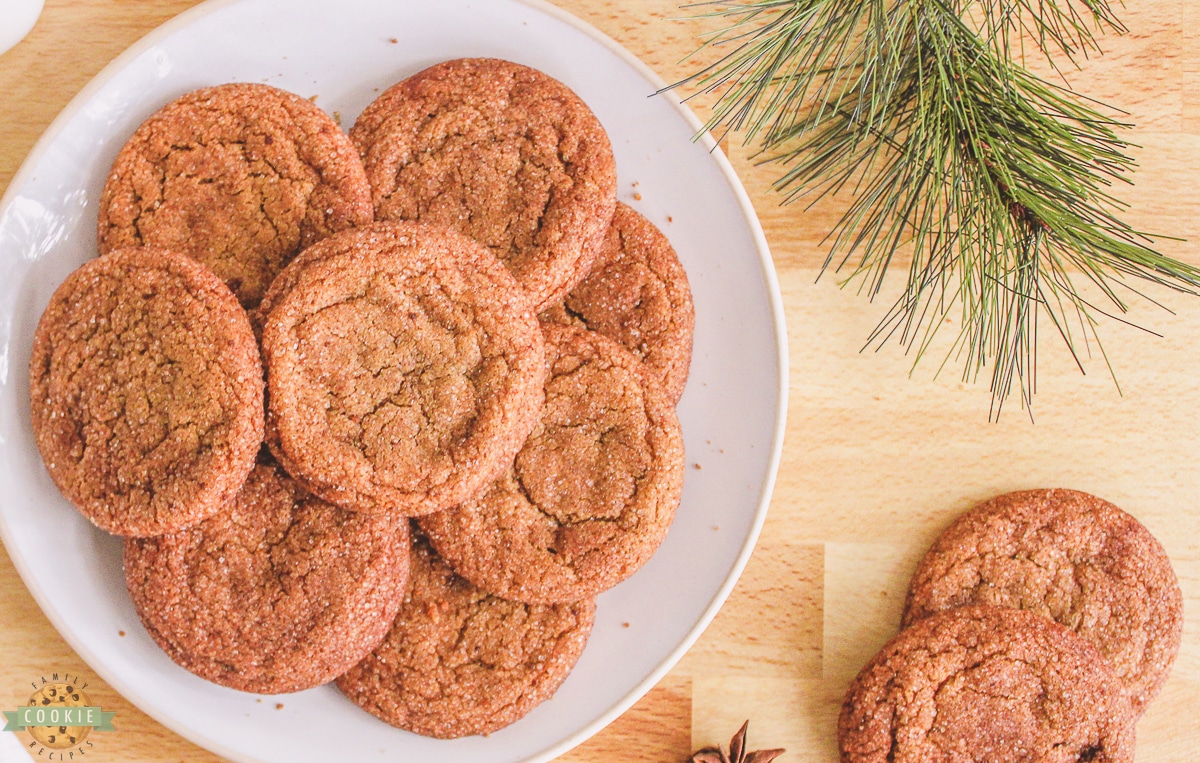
666,0,1197,418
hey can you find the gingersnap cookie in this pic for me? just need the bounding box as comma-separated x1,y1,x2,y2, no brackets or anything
902,488,1183,715
350,57,618,312
542,203,694,404
29,247,263,537
124,461,411,694
839,605,1136,763
260,221,546,516
336,536,595,738
97,82,373,308
418,323,685,604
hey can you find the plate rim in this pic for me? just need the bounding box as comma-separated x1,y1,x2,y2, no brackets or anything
0,0,790,760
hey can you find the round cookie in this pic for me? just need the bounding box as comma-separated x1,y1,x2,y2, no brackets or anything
350,57,618,312
260,221,546,516
542,202,695,404
336,536,595,738
29,247,263,537
839,605,1136,763
97,82,373,308
418,323,685,604
124,462,411,694
25,683,91,750
902,488,1183,715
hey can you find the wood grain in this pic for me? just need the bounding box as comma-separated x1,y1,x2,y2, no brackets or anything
1,1,1197,761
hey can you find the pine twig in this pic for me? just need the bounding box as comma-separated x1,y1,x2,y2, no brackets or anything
666,0,1198,418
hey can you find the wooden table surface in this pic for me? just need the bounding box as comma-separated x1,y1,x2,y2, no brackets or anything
2,1,1197,761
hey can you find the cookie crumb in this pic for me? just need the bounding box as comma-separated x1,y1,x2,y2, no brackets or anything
118,630,125,637
276,703,284,710
693,463,702,470
622,622,631,628
389,37,398,43
333,111,342,127
633,192,643,201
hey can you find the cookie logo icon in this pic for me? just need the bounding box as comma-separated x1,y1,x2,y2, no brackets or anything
3,674,114,758
25,683,92,749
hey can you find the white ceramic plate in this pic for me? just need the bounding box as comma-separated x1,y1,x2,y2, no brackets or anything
0,1,787,761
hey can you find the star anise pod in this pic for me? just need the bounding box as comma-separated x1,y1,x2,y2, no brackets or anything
689,720,785,763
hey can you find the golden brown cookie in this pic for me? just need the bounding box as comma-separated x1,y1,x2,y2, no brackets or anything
24,683,91,750
840,605,1136,763
124,462,411,694
97,82,373,308
29,247,263,537
418,323,685,603
335,536,595,738
260,221,546,516
350,57,618,312
542,202,694,404
902,488,1183,715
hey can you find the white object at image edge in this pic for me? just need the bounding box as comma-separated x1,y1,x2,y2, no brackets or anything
0,0,44,56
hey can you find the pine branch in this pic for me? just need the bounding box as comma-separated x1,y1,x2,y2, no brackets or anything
960,0,1125,66
668,0,1198,417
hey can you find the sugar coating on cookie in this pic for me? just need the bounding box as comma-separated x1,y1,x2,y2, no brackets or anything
902,488,1183,715
29,247,263,537
124,462,411,694
350,57,618,312
419,323,685,603
840,605,1136,763
336,537,595,738
260,221,546,516
542,202,695,404
97,82,373,308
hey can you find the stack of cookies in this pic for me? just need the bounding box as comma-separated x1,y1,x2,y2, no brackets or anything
29,58,694,738
838,488,1184,763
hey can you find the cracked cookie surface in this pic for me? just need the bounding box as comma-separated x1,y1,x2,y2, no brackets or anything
419,323,685,603
902,488,1183,715
336,535,595,738
124,461,411,694
97,82,373,308
839,605,1136,763
261,221,546,516
350,57,617,312
542,202,694,404
29,247,263,536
